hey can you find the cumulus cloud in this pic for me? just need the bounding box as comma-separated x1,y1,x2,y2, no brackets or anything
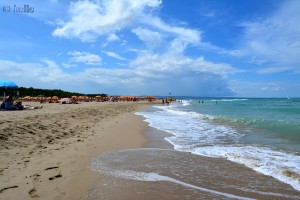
81,64,234,96
138,16,201,53
48,0,237,96
130,51,238,77
53,0,162,41
68,51,102,65
0,56,236,96
142,16,200,44
0,59,69,88
126,48,238,96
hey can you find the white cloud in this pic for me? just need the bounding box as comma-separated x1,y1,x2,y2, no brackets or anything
191,57,240,76
141,16,201,50
53,0,162,41
0,56,237,96
239,0,300,73
131,15,202,56
130,50,238,77
132,27,163,48
47,0,238,95
118,47,239,96
106,33,120,42
102,51,126,60
0,59,68,88
80,65,234,96
68,51,102,65
102,33,120,47
51,0,200,54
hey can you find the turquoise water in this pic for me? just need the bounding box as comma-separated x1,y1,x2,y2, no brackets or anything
185,98,300,152
136,98,300,191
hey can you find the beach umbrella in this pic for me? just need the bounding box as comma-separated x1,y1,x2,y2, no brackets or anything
0,80,18,101
0,80,18,89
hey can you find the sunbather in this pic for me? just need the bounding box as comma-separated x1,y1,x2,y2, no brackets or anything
4,96,15,110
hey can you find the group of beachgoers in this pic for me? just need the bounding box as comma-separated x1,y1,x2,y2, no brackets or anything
162,99,170,105
0,96,42,111
21,95,158,103
1,96,24,110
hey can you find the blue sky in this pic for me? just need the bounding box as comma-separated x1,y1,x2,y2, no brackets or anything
0,0,299,97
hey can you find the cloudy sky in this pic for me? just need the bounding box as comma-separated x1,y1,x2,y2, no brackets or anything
0,0,299,97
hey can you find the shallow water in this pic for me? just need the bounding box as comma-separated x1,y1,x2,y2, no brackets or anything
89,148,300,200
136,99,300,191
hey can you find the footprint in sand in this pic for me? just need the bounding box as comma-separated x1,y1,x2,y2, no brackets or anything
0,186,19,193
29,187,39,198
49,173,62,180
45,166,59,171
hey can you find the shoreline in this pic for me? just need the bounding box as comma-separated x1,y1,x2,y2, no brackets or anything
2,101,300,199
87,105,300,200
0,101,152,200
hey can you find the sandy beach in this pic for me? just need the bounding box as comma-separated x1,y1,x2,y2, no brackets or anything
0,101,151,200
1,101,300,200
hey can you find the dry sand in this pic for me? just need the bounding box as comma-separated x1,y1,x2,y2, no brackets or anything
0,101,151,200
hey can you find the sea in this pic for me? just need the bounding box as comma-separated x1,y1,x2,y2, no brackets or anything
89,98,300,199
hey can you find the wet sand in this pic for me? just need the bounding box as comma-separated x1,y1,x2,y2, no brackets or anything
88,108,300,200
89,147,300,200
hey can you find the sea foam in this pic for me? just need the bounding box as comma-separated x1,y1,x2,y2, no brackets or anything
90,149,254,200
136,101,300,191
195,145,300,191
